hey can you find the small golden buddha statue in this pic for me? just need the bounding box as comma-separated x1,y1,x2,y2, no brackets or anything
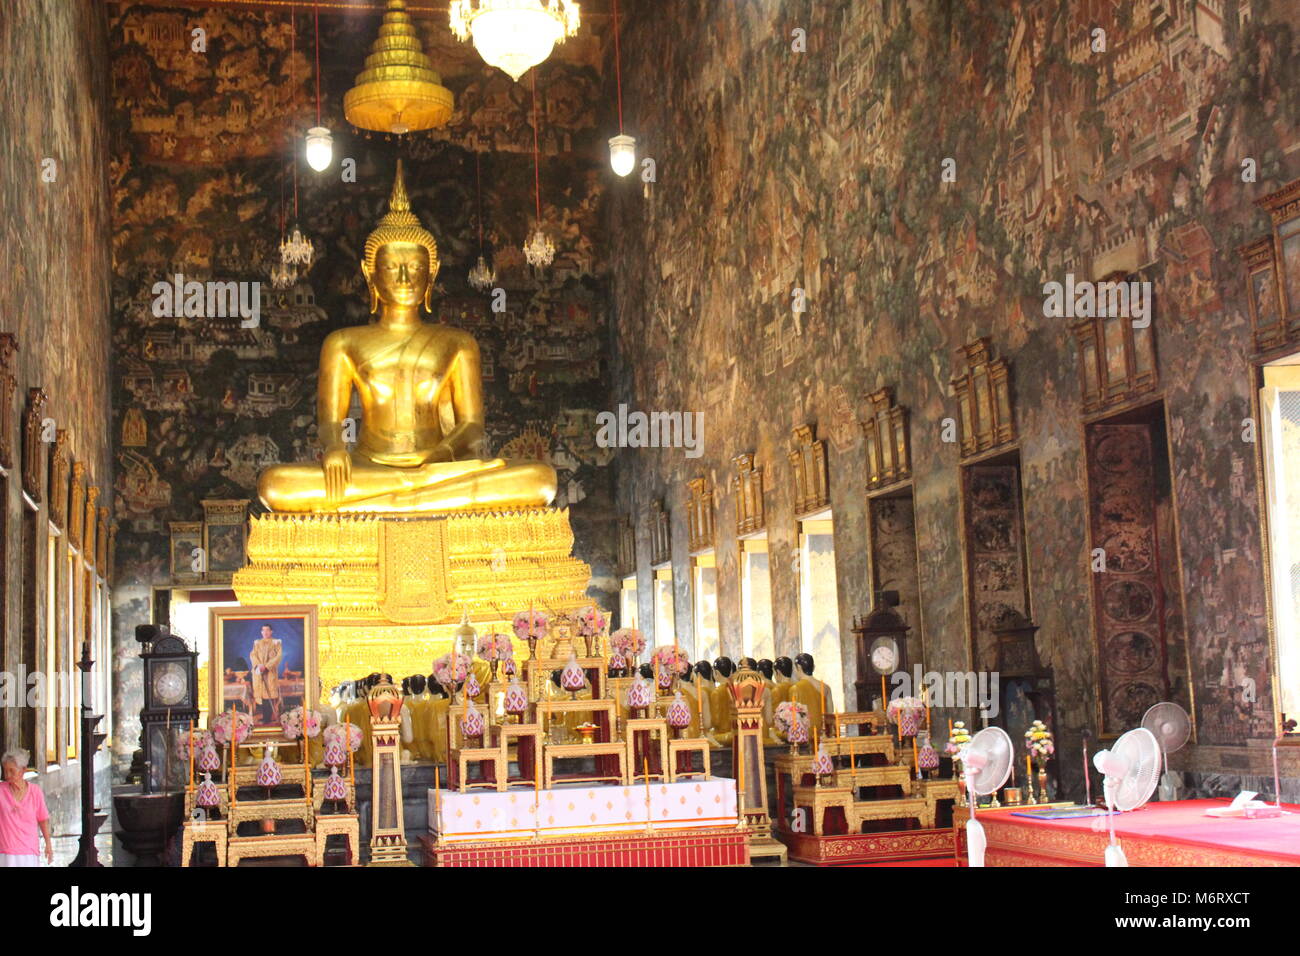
257,160,556,514
789,652,836,736
708,657,737,748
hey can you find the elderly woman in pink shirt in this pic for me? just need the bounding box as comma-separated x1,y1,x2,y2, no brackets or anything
0,749,53,866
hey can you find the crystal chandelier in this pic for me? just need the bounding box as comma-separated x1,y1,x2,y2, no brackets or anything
523,228,554,268
280,226,314,267
468,254,497,291
269,258,296,289
449,0,581,82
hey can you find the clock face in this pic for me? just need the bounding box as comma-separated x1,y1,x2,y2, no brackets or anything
870,637,898,675
151,661,188,707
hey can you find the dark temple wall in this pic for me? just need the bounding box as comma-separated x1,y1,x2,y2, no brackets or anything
0,0,115,858
105,2,618,760
607,0,1300,789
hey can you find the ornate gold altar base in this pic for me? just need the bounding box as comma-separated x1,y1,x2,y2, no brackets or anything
232,508,592,694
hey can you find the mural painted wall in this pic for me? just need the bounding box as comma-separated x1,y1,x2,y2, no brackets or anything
607,0,1300,790
0,0,115,858
106,2,618,758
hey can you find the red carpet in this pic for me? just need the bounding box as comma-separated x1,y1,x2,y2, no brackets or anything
978,799,1300,866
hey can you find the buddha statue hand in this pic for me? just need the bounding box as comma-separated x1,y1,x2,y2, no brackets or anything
323,448,351,503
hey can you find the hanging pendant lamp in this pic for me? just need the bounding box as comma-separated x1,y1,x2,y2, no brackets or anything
345,0,454,134
468,153,497,292
523,70,554,269
607,0,635,176
305,2,333,171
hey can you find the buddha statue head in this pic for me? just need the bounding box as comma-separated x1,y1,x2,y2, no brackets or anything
713,656,735,679
694,660,714,682
794,652,815,678
361,159,440,315
427,675,446,699
638,663,654,681
774,656,793,680
757,659,774,680
407,673,426,696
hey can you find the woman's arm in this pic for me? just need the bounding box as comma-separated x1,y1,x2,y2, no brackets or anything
40,816,53,863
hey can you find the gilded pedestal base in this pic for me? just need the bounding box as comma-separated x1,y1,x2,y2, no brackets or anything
232,508,592,693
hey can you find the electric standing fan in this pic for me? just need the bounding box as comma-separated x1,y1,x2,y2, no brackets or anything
1141,702,1190,801
962,726,1013,868
1092,727,1162,867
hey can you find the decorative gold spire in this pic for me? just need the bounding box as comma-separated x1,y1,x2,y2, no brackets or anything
362,159,440,279
344,0,454,134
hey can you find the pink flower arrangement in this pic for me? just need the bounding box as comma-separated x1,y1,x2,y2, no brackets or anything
610,628,646,658
886,696,925,736
774,700,810,738
279,706,323,740
211,711,253,746
1025,720,1055,760
175,728,214,759
433,651,471,687
477,632,514,661
576,605,608,637
323,722,363,753
652,645,687,676
512,609,548,641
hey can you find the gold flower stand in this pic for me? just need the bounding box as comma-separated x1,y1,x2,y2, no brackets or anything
315,813,361,866
181,818,227,867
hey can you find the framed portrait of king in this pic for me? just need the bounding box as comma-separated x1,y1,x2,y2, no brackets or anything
209,605,318,738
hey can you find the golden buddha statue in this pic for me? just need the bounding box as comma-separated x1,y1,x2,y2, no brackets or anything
708,657,737,748
257,160,556,515
789,652,835,737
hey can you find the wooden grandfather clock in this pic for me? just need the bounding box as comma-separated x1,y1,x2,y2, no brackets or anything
137,625,199,794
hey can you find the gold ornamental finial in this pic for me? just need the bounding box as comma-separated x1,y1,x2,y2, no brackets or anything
344,0,454,134
362,159,440,279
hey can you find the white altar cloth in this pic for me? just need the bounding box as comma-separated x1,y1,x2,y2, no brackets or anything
428,779,738,842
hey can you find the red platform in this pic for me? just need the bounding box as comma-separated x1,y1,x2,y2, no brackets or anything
777,824,957,866
970,799,1300,867
419,827,749,867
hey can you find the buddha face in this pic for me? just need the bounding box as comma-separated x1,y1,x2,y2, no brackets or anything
369,241,430,309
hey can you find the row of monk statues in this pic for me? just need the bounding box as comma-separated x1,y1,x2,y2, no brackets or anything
313,651,836,768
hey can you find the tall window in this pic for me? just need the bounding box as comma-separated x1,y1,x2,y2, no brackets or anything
619,575,639,630
798,514,843,706
740,536,774,659
66,549,79,761
44,528,59,765
691,553,719,664
653,567,675,647
1262,362,1300,726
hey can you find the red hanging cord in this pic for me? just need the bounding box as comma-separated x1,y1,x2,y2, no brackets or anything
291,7,299,221
531,70,541,222
613,0,624,133
476,152,484,248
313,1,322,126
